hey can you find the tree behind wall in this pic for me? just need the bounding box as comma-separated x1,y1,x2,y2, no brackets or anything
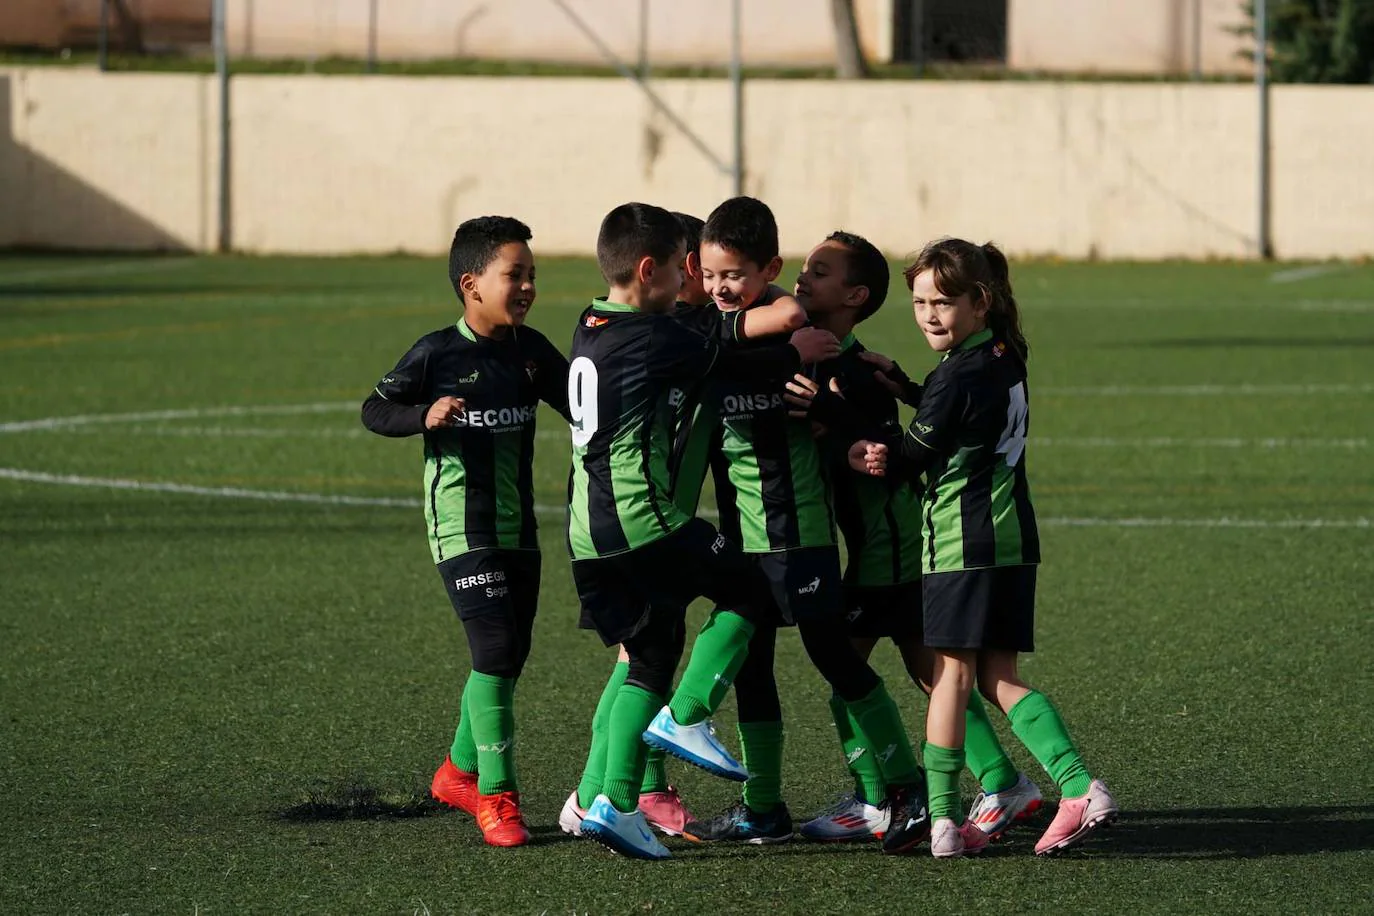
831,0,869,78
1245,0,1374,82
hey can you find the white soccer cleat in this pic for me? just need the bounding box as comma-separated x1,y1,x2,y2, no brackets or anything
799,792,890,841
558,790,587,837
969,772,1044,839
642,707,749,781
929,817,990,859
581,794,671,860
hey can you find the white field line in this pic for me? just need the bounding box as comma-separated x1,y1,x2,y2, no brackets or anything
1,467,1368,530
0,403,357,434
1268,264,1355,284
0,258,196,285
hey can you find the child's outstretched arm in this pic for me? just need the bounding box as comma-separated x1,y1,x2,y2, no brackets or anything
849,369,959,482
733,284,806,339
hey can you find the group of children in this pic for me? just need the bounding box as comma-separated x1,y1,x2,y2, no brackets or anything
362,197,1119,861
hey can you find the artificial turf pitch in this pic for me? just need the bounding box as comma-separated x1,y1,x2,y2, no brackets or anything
1,253,1371,914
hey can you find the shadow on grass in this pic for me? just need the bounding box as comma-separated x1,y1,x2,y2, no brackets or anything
669,805,1374,862
277,777,446,822
1104,804,1374,860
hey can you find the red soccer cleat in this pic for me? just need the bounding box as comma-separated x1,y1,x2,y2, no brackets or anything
431,755,479,816
477,791,532,847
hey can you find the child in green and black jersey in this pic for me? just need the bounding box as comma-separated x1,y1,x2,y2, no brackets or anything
561,211,819,840
848,238,1118,858
360,216,570,848
672,199,931,855
783,232,1039,844
566,202,837,861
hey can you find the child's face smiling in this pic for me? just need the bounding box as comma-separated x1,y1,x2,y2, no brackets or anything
910,268,987,353
700,242,777,312
794,240,853,318
466,241,536,329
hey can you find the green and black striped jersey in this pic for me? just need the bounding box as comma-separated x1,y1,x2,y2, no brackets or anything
362,318,571,564
712,332,836,554
565,299,722,559
813,334,923,587
888,328,1040,573
666,302,740,515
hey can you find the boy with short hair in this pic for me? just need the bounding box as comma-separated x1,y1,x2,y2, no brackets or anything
783,231,1041,842
568,201,836,860
360,215,571,848
562,209,819,840
648,198,932,854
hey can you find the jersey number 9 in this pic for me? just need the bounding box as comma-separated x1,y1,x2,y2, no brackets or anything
569,356,600,447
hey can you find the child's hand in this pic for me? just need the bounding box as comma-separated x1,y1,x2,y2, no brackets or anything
790,327,840,364
425,396,467,430
848,440,888,477
783,373,819,417
858,351,920,407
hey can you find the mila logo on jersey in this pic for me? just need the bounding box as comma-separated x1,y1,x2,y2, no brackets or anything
457,370,480,384
797,576,821,596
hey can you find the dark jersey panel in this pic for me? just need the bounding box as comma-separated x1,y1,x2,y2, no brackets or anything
566,300,720,560
813,335,924,587
714,330,835,553
890,329,1040,573
365,319,570,564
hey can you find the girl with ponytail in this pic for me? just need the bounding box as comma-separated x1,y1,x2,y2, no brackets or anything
848,238,1117,858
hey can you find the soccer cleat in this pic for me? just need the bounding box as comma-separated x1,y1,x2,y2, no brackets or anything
1035,779,1119,855
682,800,793,844
642,707,749,781
638,785,695,837
558,790,587,837
581,795,672,860
799,792,890,842
430,755,479,816
969,772,1044,839
880,784,931,855
476,790,531,847
929,817,991,858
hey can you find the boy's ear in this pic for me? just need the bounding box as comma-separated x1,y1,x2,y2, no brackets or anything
460,271,480,301
763,255,783,283
635,254,657,287
844,285,870,312
684,250,703,281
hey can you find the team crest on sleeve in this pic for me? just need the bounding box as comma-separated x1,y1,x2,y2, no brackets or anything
584,315,609,329
525,360,538,382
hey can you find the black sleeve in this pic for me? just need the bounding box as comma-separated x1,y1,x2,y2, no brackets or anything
532,333,572,423
809,367,895,442
361,338,431,437
361,391,428,437
879,361,924,409
884,367,963,483
648,318,722,380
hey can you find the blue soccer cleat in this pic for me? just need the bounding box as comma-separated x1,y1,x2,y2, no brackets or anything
642,706,749,781
581,795,671,860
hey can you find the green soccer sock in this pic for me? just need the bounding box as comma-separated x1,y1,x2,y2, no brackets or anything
964,691,1019,794
829,692,886,804
601,684,664,813
449,675,481,774
576,660,629,809
1008,690,1093,798
667,609,755,726
466,672,517,795
846,681,922,788
924,742,966,822
640,746,670,795
738,720,784,813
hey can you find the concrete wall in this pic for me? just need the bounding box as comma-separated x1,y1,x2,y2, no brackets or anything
225,0,894,67
2,67,1371,260
0,68,217,251
1008,0,1253,76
